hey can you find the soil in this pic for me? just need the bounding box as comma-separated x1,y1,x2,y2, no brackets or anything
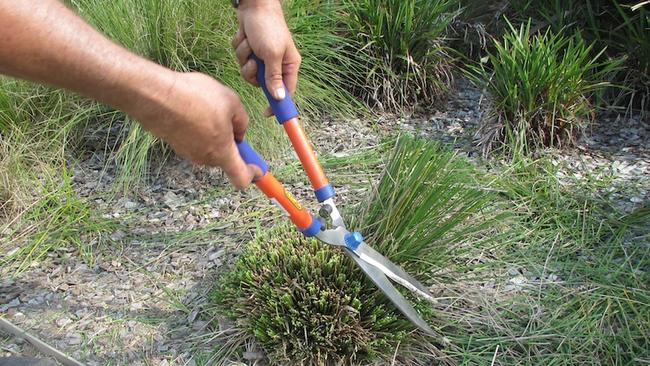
1,79,648,365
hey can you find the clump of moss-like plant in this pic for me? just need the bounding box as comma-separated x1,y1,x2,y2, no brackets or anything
209,135,503,365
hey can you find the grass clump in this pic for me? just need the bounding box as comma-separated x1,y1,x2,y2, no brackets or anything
211,226,414,365
210,135,506,365
461,0,650,115
0,78,109,275
508,0,650,115
467,21,620,157
342,0,458,111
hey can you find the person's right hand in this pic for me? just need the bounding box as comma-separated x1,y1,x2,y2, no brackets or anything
129,71,260,189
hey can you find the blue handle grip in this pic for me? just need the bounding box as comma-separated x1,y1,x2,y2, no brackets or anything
236,140,268,178
252,54,299,124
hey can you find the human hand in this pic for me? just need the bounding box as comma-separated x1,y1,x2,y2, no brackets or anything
232,0,301,115
131,71,260,189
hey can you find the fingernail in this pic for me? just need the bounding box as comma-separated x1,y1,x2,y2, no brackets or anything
276,87,286,100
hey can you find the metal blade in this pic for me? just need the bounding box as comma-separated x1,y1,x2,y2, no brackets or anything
353,243,436,303
344,247,436,336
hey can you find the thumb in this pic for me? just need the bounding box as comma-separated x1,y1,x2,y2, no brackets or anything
264,55,286,100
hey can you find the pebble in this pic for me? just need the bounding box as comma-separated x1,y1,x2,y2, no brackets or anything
67,333,82,346
0,298,20,311
509,275,527,286
56,317,73,328
507,267,520,276
163,191,184,209
110,230,126,241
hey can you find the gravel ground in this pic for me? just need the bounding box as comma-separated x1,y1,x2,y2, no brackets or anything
1,79,647,365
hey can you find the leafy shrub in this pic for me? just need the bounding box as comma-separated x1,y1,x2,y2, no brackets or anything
210,136,504,365
466,21,620,156
342,0,458,110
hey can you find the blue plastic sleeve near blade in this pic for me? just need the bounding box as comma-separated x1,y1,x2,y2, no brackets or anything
252,54,299,124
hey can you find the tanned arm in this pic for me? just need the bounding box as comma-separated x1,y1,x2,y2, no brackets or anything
0,0,257,188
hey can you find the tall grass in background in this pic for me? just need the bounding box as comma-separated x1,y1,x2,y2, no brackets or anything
466,21,621,157
68,0,363,191
458,0,650,115
0,78,109,274
342,0,458,111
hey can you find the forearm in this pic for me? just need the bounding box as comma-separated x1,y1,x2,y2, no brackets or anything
0,0,172,122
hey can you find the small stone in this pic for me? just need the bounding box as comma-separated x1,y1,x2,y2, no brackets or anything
163,191,184,209
208,250,225,262
56,317,73,327
630,196,643,203
67,333,82,345
509,275,527,286
124,200,138,210
0,298,20,311
110,230,126,241
548,274,558,282
507,267,520,276
12,312,25,322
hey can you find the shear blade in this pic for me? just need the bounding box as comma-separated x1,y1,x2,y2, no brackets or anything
353,243,436,303
344,247,435,336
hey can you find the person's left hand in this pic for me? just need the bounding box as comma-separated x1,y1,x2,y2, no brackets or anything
232,0,301,116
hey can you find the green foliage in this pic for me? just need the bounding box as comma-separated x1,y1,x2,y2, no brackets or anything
0,169,111,274
212,226,414,365
342,0,458,110
581,1,650,113
485,158,650,364
0,77,109,275
466,21,620,157
352,136,505,275
210,135,504,364
457,0,649,114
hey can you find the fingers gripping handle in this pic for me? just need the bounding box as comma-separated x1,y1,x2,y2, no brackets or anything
236,141,321,237
252,55,298,124
252,54,335,202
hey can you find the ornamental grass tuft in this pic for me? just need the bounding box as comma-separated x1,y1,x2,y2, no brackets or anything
210,135,505,365
466,21,621,157
342,0,458,111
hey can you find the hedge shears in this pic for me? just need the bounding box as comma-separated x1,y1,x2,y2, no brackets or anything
236,56,435,335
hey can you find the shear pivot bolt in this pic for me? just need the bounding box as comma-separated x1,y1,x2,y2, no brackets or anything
319,204,333,219
344,232,364,250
